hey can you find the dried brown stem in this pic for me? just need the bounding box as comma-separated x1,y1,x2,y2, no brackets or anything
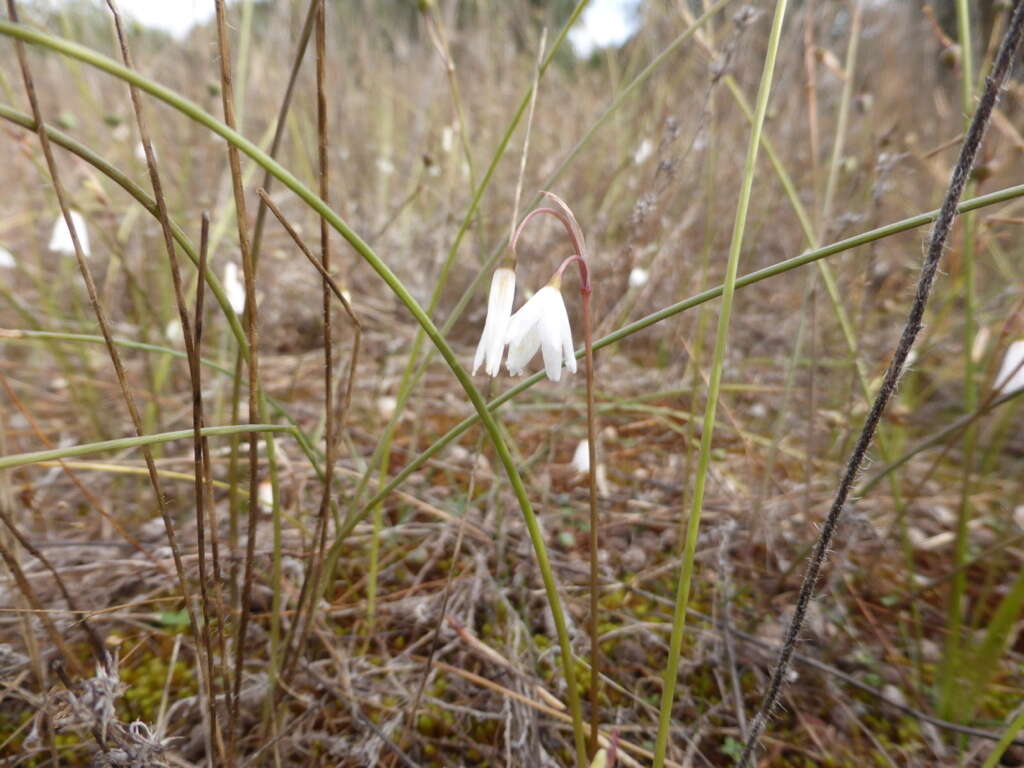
213,0,261,753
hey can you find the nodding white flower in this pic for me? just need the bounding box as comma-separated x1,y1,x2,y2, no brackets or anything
628,266,649,288
994,339,1024,395
223,261,246,315
0,246,14,268
571,439,590,474
48,210,90,256
505,282,577,382
473,266,516,377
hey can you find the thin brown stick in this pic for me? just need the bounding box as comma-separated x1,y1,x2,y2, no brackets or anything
213,0,261,752
5,0,198,683
255,188,362,683
248,0,319,268
195,215,233,753
582,286,600,758
273,0,337,693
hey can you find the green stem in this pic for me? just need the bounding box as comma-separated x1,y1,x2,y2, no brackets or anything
981,705,1024,768
652,2,788,764
943,0,978,720
0,424,293,470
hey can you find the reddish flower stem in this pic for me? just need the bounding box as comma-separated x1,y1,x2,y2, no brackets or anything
511,192,599,757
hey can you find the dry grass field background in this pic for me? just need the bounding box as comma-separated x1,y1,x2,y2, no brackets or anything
0,0,1023,765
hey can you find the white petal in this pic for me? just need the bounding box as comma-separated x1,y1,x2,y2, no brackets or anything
539,288,575,379
995,340,1024,395
473,268,515,376
558,300,577,375
506,324,541,376
0,247,14,268
506,288,548,347
539,314,565,382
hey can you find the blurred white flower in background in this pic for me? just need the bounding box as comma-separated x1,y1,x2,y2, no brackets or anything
223,261,246,315
48,210,90,256
628,266,649,288
994,339,1024,395
633,138,653,165
571,439,590,474
164,319,183,343
0,246,14,268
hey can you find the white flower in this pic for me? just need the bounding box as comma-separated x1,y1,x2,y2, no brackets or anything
0,246,14,268
223,262,246,315
164,318,183,343
994,339,1024,395
258,480,273,511
505,284,577,382
633,138,653,165
473,266,516,377
571,439,590,474
48,210,90,256
377,395,398,420
628,266,649,288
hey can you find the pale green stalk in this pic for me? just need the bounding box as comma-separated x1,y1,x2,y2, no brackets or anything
0,424,293,470
652,2,788,765
981,705,1024,768
943,0,978,720
0,22,588,763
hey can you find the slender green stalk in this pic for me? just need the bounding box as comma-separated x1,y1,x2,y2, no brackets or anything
0,21,589,762
0,424,293,470
652,2,788,765
981,705,1024,768
942,0,978,720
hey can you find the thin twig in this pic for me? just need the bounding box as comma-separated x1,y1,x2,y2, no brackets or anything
213,0,261,753
737,3,1024,764
103,3,222,759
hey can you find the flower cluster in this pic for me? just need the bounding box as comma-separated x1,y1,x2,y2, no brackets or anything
472,192,589,383
473,271,577,383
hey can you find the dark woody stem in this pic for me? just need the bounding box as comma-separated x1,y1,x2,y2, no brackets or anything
512,196,599,756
